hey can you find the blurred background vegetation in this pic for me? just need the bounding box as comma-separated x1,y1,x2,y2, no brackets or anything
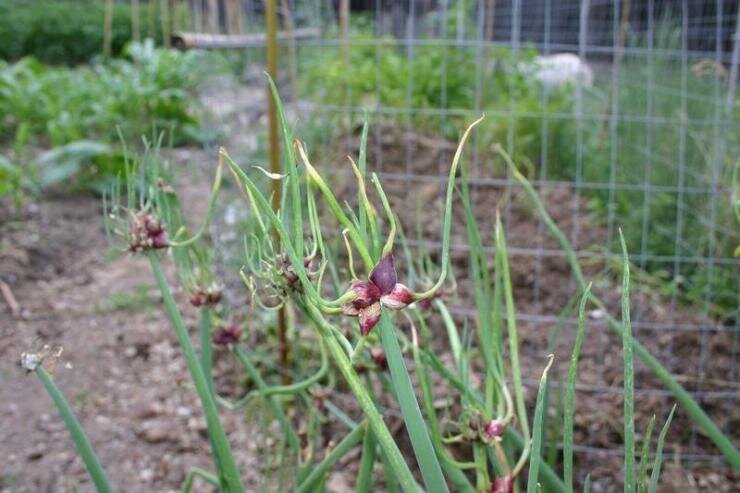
0,1,736,313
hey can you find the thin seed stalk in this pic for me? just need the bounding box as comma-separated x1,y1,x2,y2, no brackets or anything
296,422,367,493
356,428,377,492
495,221,530,442
200,309,214,395
148,253,245,493
232,346,301,454
35,367,113,493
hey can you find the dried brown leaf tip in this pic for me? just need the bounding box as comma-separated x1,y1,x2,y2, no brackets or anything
189,284,223,307
278,253,319,292
342,254,413,336
21,344,66,374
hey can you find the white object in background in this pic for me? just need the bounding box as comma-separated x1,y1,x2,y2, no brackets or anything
519,53,594,89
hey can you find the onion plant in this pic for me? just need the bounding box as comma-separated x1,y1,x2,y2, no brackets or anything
22,79,736,492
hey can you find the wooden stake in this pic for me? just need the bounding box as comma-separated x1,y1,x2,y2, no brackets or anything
170,0,179,35
189,0,199,31
339,0,349,67
485,0,496,42
160,0,171,47
266,0,289,384
131,0,141,42
598,0,631,147
103,0,114,56
207,0,219,33
148,0,157,39
280,0,298,100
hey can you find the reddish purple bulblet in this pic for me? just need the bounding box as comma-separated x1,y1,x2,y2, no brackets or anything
129,212,169,252
490,475,513,493
342,254,413,336
212,324,242,346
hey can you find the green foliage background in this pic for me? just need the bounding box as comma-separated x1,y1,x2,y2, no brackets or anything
0,0,165,65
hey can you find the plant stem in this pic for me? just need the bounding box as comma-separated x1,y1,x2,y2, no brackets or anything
378,313,449,493
301,302,420,492
620,230,636,493
296,422,367,493
564,284,591,492
148,253,245,492
199,309,214,395
356,429,376,492
232,346,301,453
648,405,676,493
527,355,554,492
182,467,220,492
35,367,113,493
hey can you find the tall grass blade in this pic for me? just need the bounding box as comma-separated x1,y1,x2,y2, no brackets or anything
266,74,303,256
495,217,529,442
648,404,676,493
378,313,449,493
637,415,656,493
564,283,592,491
527,355,555,493
620,230,636,493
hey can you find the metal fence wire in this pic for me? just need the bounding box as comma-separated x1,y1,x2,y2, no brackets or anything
190,0,739,484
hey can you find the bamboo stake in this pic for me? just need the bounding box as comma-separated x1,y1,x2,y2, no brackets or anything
207,0,218,33
339,0,349,67
160,0,171,47
148,0,157,39
598,0,631,146
224,0,234,34
265,0,289,384
103,0,114,56
190,0,201,31
235,0,245,34
280,0,298,100
131,0,141,42
170,0,179,35
485,0,496,42
171,29,319,50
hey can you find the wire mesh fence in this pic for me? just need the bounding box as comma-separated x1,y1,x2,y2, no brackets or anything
188,0,738,483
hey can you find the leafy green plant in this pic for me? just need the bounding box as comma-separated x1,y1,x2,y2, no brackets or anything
25,82,735,492
0,0,167,64
299,32,578,177
0,41,208,196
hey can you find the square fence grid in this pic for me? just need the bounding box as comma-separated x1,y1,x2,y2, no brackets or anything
189,0,738,478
